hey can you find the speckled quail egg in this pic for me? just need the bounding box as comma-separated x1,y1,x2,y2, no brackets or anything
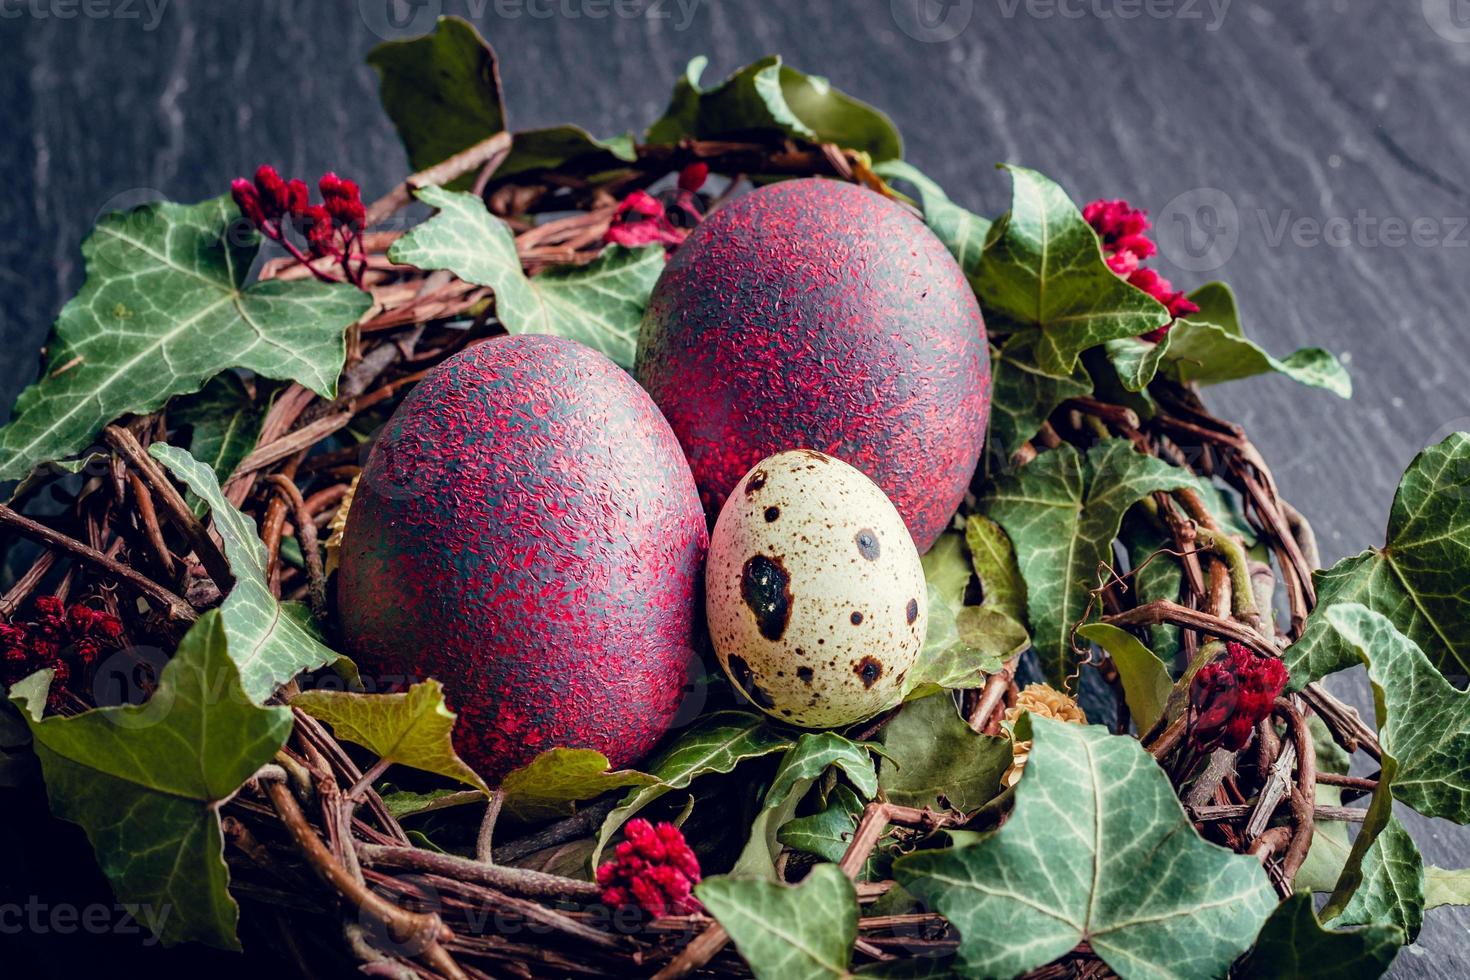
706,450,928,728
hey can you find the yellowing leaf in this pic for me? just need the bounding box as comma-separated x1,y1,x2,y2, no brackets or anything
499,748,659,823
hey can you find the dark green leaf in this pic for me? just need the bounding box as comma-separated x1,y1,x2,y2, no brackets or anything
0,197,369,481
1120,510,1182,662
1075,623,1171,733
981,440,1197,685
498,125,636,180
9,613,292,949
152,444,341,702
366,16,505,182
778,783,865,862
878,693,1011,812
1289,434,1470,685
1332,814,1424,942
894,718,1275,979
965,514,1026,622
388,186,662,368
976,166,1169,377
169,373,265,516
699,863,858,980
1237,893,1401,980
647,56,901,162
987,330,1093,463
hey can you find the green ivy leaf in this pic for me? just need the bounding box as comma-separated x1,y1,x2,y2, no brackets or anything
498,125,637,180
1105,283,1350,396
292,679,488,794
964,514,1027,623
151,444,340,702
778,783,865,862
878,693,1011,812
872,161,990,283
648,55,901,163
366,16,505,183
379,787,482,821
987,330,1093,463
594,711,793,865
9,612,292,949
1288,434,1470,685
0,196,369,482
908,532,1026,698
1237,893,1401,980
497,748,660,823
1425,866,1470,909
168,373,266,517
1331,814,1424,943
976,166,1169,377
387,186,662,369
895,717,1275,980
1075,623,1171,733
920,531,972,610
981,440,1197,685
701,863,858,980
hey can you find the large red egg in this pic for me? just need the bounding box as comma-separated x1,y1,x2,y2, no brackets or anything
336,335,708,783
635,177,990,552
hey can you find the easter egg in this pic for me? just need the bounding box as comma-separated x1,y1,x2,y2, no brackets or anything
635,177,989,553
335,335,708,782
705,450,927,728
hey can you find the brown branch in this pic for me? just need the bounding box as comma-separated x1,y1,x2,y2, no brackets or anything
366,131,513,228
356,844,601,903
967,656,1020,735
1103,600,1277,659
0,504,196,623
267,475,328,622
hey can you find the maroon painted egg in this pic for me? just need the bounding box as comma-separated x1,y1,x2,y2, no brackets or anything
635,177,990,553
336,335,708,783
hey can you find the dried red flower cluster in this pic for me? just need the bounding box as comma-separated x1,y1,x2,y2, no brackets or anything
231,165,368,288
1,597,123,709
1084,198,1200,342
1188,641,1289,752
604,163,709,250
595,818,702,917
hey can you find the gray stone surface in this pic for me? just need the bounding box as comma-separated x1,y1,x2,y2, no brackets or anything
1,0,1466,973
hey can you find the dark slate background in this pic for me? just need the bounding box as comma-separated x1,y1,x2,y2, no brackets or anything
1,0,1468,975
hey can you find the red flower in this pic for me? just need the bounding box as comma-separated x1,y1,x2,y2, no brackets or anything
605,190,689,249
1086,197,1200,342
596,819,702,917
1188,642,1289,752
231,178,266,227
229,167,370,288
254,165,293,221
300,204,336,258
1,597,124,710
677,162,709,193
319,172,366,231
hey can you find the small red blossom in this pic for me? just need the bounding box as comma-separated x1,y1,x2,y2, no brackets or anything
1188,642,1289,752
677,162,709,193
1085,196,1199,342
230,166,369,288
596,819,702,917
1,597,124,710
604,165,709,252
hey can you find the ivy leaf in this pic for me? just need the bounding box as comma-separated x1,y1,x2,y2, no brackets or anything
981,440,1197,685
1075,623,1171,733
291,679,489,794
878,693,1011,812
1288,434,1470,685
168,373,266,516
0,196,369,482
895,718,1275,980
594,711,793,865
496,748,660,823
699,863,858,980
1121,511,1184,663
1105,283,1350,396
648,55,901,163
778,783,865,862
387,186,662,369
9,612,292,949
379,787,482,821
366,16,505,183
1425,866,1470,909
1237,893,1401,980
965,514,1027,623
872,161,990,283
987,330,1093,463
976,166,1169,377
1331,814,1424,942
919,531,972,610
151,444,340,702
766,733,877,809
909,531,1025,698
498,125,637,180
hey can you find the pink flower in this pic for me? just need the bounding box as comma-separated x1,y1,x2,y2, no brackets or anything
605,190,689,249
1086,197,1199,341
596,819,702,917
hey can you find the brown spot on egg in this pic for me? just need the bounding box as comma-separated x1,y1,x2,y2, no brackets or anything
764,505,780,522
906,598,919,624
854,528,881,560
744,470,768,494
799,450,831,463
850,611,864,625
797,666,814,684
854,657,883,688
741,555,792,641
727,654,776,709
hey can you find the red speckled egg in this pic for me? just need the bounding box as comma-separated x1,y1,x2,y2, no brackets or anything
336,335,708,783
635,177,990,553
